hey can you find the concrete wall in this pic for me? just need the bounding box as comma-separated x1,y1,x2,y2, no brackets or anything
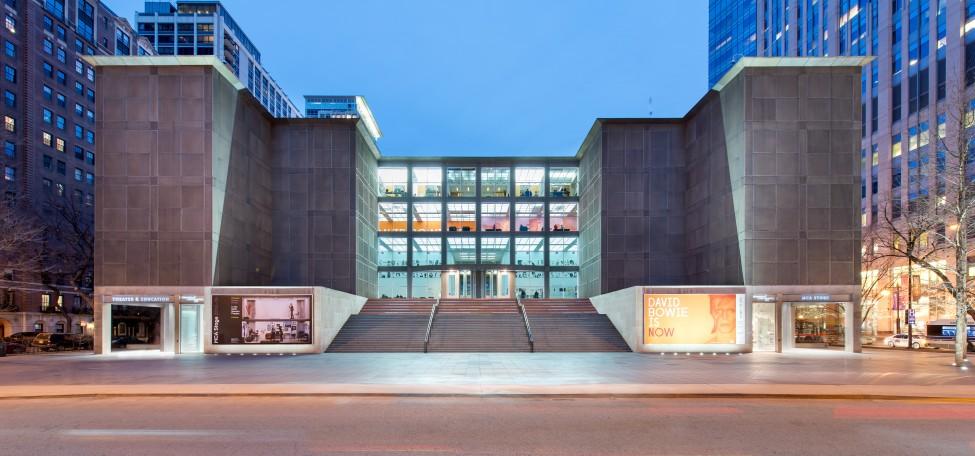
96,65,218,287
589,286,641,350
353,129,379,298
578,128,602,298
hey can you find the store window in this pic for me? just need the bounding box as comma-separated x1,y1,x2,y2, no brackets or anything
446,237,476,264
412,203,442,232
515,203,545,232
793,303,846,348
378,271,408,299
480,237,511,264
446,202,474,232
378,202,407,232
514,236,544,266
549,237,579,266
549,202,578,231
446,167,476,197
515,167,544,197
412,237,442,266
548,167,579,197
411,271,441,298
480,202,510,231
412,167,442,197
378,167,407,197
549,271,579,298
481,167,510,197
377,237,407,267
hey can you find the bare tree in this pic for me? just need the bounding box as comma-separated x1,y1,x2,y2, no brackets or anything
0,198,46,291
873,85,975,367
859,238,893,337
37,196,94,331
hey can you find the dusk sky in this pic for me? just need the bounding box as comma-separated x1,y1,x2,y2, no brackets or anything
110,0,708,156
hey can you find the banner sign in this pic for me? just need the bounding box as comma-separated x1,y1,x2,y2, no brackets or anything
643,293,742,345
212,295,312,345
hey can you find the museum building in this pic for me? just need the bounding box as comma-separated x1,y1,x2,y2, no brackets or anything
89,56,867,356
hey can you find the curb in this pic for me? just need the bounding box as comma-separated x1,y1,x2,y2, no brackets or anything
2,393,974,402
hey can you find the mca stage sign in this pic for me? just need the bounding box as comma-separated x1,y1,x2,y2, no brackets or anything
642,293,744,345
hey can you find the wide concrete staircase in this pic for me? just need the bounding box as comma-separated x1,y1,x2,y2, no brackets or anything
523,299,631,352
426,299,533,352
325,299,434,353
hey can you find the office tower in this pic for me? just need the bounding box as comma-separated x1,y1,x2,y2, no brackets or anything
709,0,967,334
0,0,154,338
135,1,299,118
304,95,382,140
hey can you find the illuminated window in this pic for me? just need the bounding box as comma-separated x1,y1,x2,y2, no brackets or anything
412,237,442,266
446,167,476,197
411,167,442,197
549,202,578,231
480,167,510,197
377,237,407,267
446,237,476,265
480,237,510,264
549,271,578,298
377,202,407,232
549,237,579,266
412,203,442,232
514,237,544,266
378,271,408,299
378,167,407,197
515,167,544,197
42,132,52,147
55,137,65,152
412,271,441,298
480,202,510,231
548,167,578,197
4,116,14,132
515,203,544,232
446,202,474,232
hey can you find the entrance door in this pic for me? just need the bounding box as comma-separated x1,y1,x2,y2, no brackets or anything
752,302,776,351
482,270,512,299
179,304,202,353
444,270,473,298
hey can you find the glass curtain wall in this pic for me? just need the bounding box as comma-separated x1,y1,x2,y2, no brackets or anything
376,163,581,298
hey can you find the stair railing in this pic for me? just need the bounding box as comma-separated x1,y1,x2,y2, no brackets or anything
516,296,535,353
424,297,439,353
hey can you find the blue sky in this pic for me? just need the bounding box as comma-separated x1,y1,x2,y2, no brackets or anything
110,0,708,156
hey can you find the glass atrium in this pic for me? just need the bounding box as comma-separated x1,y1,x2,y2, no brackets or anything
376,161,581,299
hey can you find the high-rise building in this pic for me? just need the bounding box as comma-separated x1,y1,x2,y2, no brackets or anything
708,0,966,335
135,1,300,118
0,0,155,338
304,95,382,141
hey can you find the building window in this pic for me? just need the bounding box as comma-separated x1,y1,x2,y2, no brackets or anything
481,167,510,197
41,295,50,312
42,109,52,124
5,14,15,34
73,146,83,160
480,202,510,231
43,155,52,170
549,168,579,197
42,132,52,147
412,167,442,197
3,90,13,107
74,60,83,75
85,193,93,206
85,151,94,165
3,64,15,83
74,168,82,182
85,130,94,144
4,116,14,133
74,81,83,95
446,167,476,197
446,203,475,232
55,182,64,196
56,70,66,85
515,203,544,232
42,85,52,100
42,38,53,55
85,172,93,185
377,237,408,267
550,237,579,266
56,94,65,107
514,237,545,266
56,160,65,175
446,237,476,265
4,40,14,58
3,141,14,158
3,166,14,182
480,237,511,264
378,167,407,197
377,202,407,232
55,116,65,130
55,137,64,152
549,202,578,231
74,103,83,116
42,62,53,78
74,125,83,139
42,178,52,192
56,48,65,63
411,237,442,266
413,203,443,232
515,167,545,197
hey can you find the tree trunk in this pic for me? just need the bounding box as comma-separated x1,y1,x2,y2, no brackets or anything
956,231,969,366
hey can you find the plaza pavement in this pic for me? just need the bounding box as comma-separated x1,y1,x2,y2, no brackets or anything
0,349,971,400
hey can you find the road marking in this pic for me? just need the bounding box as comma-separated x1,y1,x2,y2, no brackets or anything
834,406,975,420
63,429,241,438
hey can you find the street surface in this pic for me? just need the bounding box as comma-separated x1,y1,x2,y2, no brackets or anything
1,396,973,455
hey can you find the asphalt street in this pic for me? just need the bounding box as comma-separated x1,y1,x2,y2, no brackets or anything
1,396,973,455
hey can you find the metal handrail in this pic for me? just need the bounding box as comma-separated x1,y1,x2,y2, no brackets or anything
517,296,535,353
423,297,439,353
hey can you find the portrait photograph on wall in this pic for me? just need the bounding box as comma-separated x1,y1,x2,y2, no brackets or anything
212,296,312,345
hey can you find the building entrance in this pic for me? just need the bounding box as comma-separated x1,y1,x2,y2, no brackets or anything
442,270,514,299
444,270,473,298
482,270,512,299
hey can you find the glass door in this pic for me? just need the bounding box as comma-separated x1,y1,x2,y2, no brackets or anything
752,302,776,351
483,270,512,299
444,270,473,298
179,304,202,353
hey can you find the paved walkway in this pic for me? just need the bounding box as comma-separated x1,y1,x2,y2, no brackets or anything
0,349,971,399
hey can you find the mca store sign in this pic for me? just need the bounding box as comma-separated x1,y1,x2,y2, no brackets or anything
643,293,745,345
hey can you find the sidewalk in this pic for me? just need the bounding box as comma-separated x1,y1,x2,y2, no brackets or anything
1,350,971,400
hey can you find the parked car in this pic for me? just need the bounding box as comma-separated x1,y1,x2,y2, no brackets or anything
111,335,137,349
883,333,928,349
0,341,27,354
31,333,76,351
68,334,93,350
5,331,39,345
